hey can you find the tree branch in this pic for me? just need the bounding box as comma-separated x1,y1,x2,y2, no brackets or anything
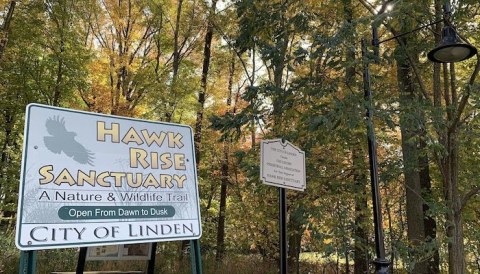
448,38,480,133
211,21,252,84
461,186,480,212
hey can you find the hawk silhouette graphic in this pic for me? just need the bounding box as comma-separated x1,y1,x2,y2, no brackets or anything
43,116,95,165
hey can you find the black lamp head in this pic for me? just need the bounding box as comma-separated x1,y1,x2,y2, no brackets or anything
428,25,477,63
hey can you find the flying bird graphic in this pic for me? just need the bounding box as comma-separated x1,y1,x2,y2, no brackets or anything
43,116,95,165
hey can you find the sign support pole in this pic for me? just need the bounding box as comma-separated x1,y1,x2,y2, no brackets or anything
261,139,305,274
189,239,203,274
18,251,36,274
279,188,287,274
76,247,87,274
147,243,157,274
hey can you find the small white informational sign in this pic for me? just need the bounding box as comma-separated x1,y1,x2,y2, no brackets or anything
260,139,306,191
16,104,202,250
87,243,152,261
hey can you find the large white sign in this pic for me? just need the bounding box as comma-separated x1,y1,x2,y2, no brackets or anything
16,104,202,250
260,139,306,191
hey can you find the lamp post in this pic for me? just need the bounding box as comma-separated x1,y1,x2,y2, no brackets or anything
361,38,390,274
362,3,477,274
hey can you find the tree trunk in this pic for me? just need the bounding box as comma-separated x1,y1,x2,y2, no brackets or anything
216,141,229,262
172,0,183,79
385,187,396,273
419,135,439,274
342,1,368,272
287,211,303,274
443,63,466,274
194,0,217,163
353,148,369,274
396,35,428,273
445,132,465,274
0,111,14,182
165,0,183,122
0,108,17,227
52,38,64,106
271,1,288,132
0,1,16,63
216,53,235,262
182,0,217,263
422,1,442,272
250,47,256,149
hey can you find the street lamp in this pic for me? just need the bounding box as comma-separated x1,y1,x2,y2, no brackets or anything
362,3,477,274
428,25,477,63
372,3,477,64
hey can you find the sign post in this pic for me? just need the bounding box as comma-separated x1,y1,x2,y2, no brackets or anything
76,247,87,274
190,239,203,274
16,104,203,272
19,250,36,274
279,188,287,274
260,139,306,274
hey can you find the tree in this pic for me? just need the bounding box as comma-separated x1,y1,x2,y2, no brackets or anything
0,0,90,224
80,0,203,117
216,53,235,262
0,1,15,62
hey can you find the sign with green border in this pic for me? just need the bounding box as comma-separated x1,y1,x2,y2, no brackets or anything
16,104,202,250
